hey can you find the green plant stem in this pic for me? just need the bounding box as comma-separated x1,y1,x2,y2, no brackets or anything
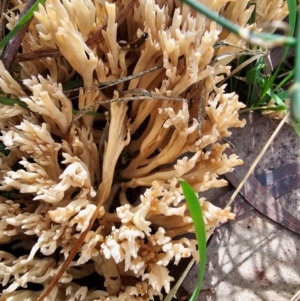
1,0,41,70
274,68,295,92
0,97,27,108
289,8,300,135
181,0,296,47
0,0,46,50
239,105,287,113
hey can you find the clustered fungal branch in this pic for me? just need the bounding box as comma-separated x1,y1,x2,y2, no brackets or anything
0,0,288,300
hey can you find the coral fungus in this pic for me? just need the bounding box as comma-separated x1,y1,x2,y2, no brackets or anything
0,0,287,300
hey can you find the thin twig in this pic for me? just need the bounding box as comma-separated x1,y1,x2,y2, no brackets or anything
65,64,163,96
291,289,300,301
14,48,62,62
0,0,9,40
225,111,290,208
213,39,268,53
239,105,287,114
0,65,164,116
164,258,196,301
203,111,290,260
196,84,205,136
213,49,267,64
72,92,185,123
182,0,296,47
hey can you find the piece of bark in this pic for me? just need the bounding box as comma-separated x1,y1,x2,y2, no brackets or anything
1,0,37,70
0,0,9,40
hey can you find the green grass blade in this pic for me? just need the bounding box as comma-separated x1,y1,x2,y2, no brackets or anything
287,0,297,37
180,180,207,301
246,60,265,106
274,68,295,92
276,90,289,100
0,0,46,50
290,83,300,136
239,105,287,113
181,0,296,46
261,0,296,98
290,7,300,136
266,89,287,108
247,1,256,25
0,97,27,108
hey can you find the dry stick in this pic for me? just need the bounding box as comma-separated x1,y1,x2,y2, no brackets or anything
73,94,184,123
65,64,163,96
0,0,9,39
291,289,300,301
226,111,290,208
0,0,37,70
14,48,62,62
213,50,267,64
164,258,196,301
213,40,268,52
196,84,205,136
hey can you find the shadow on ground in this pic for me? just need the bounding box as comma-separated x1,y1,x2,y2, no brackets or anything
183,112,300,301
